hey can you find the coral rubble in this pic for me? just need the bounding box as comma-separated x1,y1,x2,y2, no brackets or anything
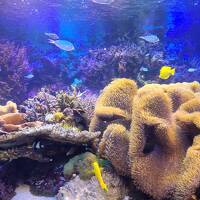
90,78,200,200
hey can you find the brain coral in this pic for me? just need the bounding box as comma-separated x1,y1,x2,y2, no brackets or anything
90,79,200,200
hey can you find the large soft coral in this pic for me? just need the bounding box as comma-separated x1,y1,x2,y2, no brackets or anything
90,78,137,133
90,79,200,200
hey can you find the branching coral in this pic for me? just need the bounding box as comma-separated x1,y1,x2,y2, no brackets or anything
55,87,95,130
90,79,200,200
20,87,96,130
78,42,166,90
19,88,58,122
0,40,30,104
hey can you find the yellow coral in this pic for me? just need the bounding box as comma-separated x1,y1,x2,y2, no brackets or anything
53,112,64,122
0,101,18,116
91,79,200,200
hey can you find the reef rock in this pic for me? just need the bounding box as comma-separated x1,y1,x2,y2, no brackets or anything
0,124,100,162
57,170,128,200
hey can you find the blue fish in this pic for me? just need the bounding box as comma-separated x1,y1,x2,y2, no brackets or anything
139,34,160,44
49,39,75,51
24,73,34,79
45,32,59,40
140,67,149,72
187,68,197,72
92,0,114,4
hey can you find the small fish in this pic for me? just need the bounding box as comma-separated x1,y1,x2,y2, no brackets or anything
49,39,75,51
139,34,160,44
45,32,59,40
24,73,34,79
159,66,175,80
92,0,114,4
140,67,149,72
92,161,108,192
187,68,197,72
72,78,83,87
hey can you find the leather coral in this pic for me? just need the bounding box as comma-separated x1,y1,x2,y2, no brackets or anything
90,79,200,200
89,78,137,175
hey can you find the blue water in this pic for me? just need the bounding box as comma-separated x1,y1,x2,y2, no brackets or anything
0,0,200,102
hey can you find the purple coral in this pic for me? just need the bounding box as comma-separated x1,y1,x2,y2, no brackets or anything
78,41,167,90
19,88,58,122
0,40,30,104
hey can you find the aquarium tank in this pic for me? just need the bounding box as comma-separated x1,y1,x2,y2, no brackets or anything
0,0,200,199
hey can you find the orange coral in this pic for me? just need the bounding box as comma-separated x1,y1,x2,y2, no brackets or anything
0,112,43,132
91,79,200,200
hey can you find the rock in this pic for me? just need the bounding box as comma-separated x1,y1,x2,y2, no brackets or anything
57,170,128,200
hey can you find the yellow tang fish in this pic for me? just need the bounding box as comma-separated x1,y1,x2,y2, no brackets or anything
159,66,175,80
92,161,108,192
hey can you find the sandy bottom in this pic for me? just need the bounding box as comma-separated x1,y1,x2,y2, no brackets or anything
12,185,56,200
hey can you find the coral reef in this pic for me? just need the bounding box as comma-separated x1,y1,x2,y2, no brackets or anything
0,161,18,200
0,180,16,200
20,87,96,130
29,55,72,90
78,41,166,90
55,88,90,130
0,40,30,104
90,79,200,200
26,160,65,196
19,88,58,122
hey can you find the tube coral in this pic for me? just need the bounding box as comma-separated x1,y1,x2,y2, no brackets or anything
90,79,200,200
